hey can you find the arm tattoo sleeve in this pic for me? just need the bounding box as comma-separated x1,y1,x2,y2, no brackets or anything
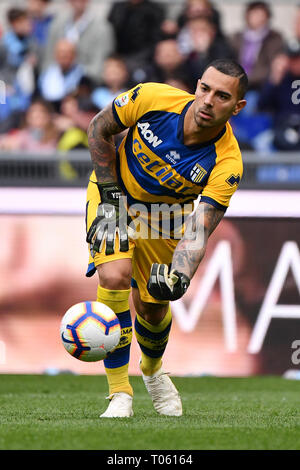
171,202,225,280
87,104,125,183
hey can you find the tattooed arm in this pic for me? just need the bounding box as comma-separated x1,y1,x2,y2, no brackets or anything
87,104,125,183
86,105,131,255
171,202,225,279
147,202,225,300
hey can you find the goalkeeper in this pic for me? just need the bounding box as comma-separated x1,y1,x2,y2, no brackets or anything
85,59,248,418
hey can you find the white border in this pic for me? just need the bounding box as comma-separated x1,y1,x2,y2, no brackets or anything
0,187,86,215
0,187,300,218
226,190,300,218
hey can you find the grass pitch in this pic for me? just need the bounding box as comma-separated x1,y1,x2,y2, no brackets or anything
0,374,299,450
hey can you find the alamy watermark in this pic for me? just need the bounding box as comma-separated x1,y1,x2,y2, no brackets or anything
94,196,206,249
291,339,300,365
126,198,206,247
292,80,300,105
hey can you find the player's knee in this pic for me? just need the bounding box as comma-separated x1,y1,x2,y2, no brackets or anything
99,270,131,290
135,296,169,325
141,305,169,325
97,260,132,290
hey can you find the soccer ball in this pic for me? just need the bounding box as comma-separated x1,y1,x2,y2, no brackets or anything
60,301,121,362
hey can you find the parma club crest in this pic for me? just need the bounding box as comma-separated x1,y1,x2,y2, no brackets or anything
190,163,207,183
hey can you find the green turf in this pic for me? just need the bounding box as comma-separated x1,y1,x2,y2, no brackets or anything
0,374,299,450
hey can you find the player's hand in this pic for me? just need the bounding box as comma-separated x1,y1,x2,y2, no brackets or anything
147,263,190,301
86,182,133,256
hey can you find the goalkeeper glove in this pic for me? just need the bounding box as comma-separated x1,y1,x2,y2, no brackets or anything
147,263,190,301
86,182,132,256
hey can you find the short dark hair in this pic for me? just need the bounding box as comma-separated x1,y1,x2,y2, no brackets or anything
203,59,248,99
7,8,28,24
246,1,271,18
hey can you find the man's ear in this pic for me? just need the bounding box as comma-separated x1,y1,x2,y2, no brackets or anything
232,99,247,116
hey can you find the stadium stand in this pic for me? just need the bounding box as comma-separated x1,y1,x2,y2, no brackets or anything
0,0,299,187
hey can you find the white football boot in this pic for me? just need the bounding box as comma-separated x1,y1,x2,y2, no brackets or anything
140,362,182,416
100,392,133,418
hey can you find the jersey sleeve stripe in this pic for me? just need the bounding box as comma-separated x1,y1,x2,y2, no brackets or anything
200,195,227,212
112,101,127,130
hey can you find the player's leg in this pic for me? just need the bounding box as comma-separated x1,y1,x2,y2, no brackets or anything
131,236,182,416
86,178,134,417
132,287,182,416
132,236,178,376
132,288,170,376
133,290,172,380
96,258,134,417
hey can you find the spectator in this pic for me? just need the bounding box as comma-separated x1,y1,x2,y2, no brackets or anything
228,2,286,151
258,43,300,151
177,0,223,38
0,8,35,83
230,1,285,91
42,0,115,83
146,38,191,88
39,39,84,108
27,0,54,48
0,8,37,120
0,99,59,152
0,8,33,72
295,5,300,43
159,19,180,41
55,93,97,137
56,95,89,151
164,73,193,93
91,55,131,110
0,110,25,136
74,75,98,113
288,5,300,53
108,0,165,69
180,15,235,90
55,93,98,180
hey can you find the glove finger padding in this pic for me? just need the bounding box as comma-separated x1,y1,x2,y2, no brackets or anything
87,192,133,255
168,269,179,286
118,221,130,252
92,221,107,254
86,182,137,256
147,263,190,301
147,263,161,299
157,264,173,299
147,263,173,300
105,221,116,256
86,216,101,244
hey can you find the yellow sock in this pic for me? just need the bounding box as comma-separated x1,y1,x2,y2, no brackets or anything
134,305,172,376
97,285,133,397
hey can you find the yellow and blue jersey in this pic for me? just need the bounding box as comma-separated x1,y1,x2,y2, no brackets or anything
86,82,243,291
109,82,243,212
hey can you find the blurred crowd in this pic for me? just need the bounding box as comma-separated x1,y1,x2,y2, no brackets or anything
0,0,299,154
